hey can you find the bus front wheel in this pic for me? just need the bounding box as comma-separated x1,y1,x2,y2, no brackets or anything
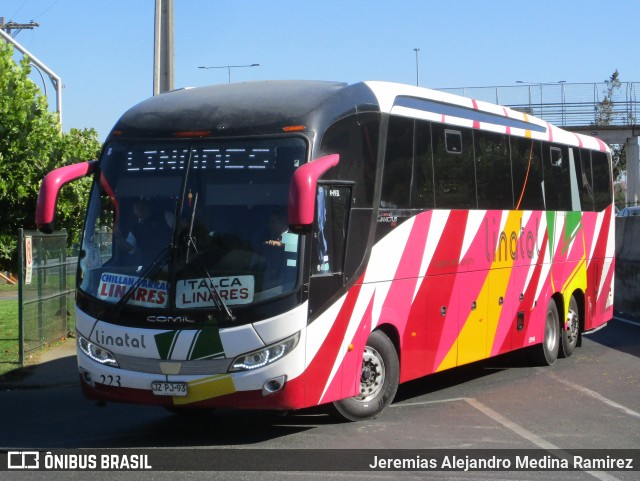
332,329,399,422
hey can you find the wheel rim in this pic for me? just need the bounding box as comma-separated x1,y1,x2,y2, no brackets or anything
356,345,385,402
545,310,558,351
566,308,579,344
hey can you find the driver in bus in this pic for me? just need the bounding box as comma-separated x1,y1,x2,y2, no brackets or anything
114,197,170,265
261,210,298,290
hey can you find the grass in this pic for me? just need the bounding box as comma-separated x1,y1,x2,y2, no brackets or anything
0,283,20,376
0,282,76,379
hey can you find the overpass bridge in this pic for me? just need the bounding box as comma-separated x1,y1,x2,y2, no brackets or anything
439,82,640,203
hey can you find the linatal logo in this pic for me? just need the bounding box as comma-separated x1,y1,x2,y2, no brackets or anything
7,451,39,469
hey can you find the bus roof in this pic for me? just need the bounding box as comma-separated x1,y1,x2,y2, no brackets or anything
110,79,609,153
110,80,378,139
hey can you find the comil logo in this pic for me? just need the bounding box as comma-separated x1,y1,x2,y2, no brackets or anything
8,451,39,469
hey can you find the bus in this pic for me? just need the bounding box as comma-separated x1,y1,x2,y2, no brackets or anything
36,80,615,421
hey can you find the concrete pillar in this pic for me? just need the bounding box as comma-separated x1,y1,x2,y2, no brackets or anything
627,136,640,206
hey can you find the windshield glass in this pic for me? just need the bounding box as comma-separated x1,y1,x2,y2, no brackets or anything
79,137,306,312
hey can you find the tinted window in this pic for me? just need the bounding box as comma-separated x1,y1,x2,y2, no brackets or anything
570,148,595,211
511,137,545,210
413,120,435,208
543,145,572,211
319,114,379,207
312,185,350,275
381,116,414,208
445,130,462,153
592,151,612,211
380,117,434,210
474,131,513,209
432,124,475,208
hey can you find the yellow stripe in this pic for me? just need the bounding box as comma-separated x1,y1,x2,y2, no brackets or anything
173,374,236,405
560,228,588,325
437,211,523,370
523,113,532,138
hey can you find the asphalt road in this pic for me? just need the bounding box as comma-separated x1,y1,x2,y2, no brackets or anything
1,317,639,481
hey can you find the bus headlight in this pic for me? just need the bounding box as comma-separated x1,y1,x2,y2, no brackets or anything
78,335,119,367
229,332,300,372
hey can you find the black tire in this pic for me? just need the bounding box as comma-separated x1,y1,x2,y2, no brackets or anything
529,300,560,366
332,330,399,422
560,296,580,358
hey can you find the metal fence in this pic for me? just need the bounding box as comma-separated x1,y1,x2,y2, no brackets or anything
438,82,639,128
17,229,76,364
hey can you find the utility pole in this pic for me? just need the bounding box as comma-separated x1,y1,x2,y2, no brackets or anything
153,0,174,95
0,18,39,37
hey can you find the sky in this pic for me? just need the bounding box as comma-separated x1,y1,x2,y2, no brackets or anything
3,0,640,141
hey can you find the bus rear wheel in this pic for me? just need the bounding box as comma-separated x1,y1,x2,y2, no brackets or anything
332,329,399,422
560,296,580,358
529,300,560,366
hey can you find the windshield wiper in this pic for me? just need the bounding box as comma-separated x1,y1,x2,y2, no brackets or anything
185,192,198,264
184,192,235,323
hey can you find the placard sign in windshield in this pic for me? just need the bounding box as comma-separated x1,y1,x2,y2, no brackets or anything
176,276,254,307
97,273,169,307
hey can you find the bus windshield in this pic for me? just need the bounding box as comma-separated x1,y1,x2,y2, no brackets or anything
79,137,306,312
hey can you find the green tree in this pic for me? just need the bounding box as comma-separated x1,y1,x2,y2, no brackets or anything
595,70,621,126
0,41,101,272
594,69,627,183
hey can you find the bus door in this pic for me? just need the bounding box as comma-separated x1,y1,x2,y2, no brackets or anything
308,184,352,318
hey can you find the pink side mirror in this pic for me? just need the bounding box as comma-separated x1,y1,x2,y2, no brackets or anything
287,154,339,234
37,161,97,233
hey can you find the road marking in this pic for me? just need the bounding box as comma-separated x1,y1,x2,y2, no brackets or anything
463,397,558,450
393,397,469,408
550,374,640,419
465,398,622,481
393,397,623,481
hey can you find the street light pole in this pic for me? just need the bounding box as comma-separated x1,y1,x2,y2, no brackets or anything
0,27,62,125
414,48,420,86
198,64,260,83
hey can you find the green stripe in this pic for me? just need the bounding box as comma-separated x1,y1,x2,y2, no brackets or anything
154,331,179,360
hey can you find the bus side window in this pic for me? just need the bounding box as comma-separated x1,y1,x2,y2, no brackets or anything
543,145,571,211
474,130,513,210
312,185,350,275
414,120,435,209
569,148,595,211
380,116,434,210
592,151,612,211
511,137,545,210
578,149,595,211
381,116,413,209
445,130,462,153
432,124,475,209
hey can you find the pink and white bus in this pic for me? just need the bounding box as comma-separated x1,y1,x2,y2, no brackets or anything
37,81,614,420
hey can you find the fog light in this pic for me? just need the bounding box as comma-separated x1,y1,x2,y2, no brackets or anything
79,367,94,386
262,375,286,396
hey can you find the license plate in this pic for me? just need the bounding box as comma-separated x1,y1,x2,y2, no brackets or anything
151,381,188,397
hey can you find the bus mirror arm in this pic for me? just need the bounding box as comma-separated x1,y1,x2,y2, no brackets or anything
287,154,340,234
36,160,98,233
